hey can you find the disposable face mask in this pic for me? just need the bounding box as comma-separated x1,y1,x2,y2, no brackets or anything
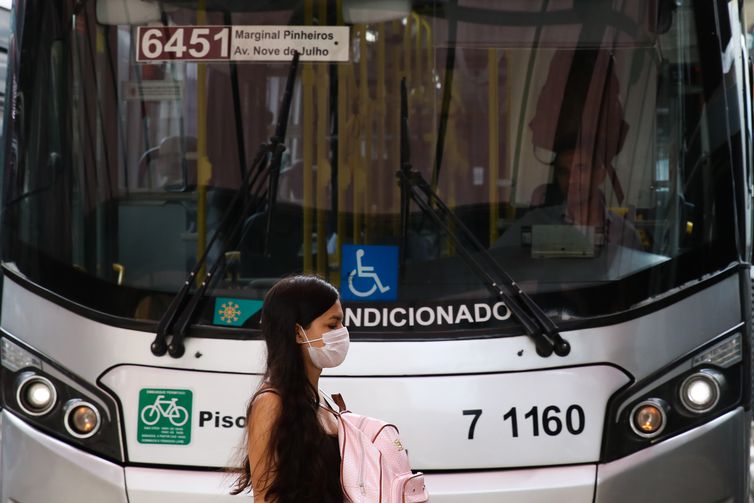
298,326,350,369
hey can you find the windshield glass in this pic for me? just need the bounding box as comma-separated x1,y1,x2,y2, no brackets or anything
1,0,743,334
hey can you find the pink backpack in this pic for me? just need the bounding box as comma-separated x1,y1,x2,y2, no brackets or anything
326,394,429,503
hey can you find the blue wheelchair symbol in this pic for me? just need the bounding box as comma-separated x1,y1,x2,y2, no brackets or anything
341,245,398,301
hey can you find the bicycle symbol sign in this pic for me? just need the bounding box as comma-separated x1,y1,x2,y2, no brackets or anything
137,388,193,445
341,245,398,301
141,395,190,426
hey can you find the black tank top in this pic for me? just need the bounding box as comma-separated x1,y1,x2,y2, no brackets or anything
252,388,343,503
324,434,343,503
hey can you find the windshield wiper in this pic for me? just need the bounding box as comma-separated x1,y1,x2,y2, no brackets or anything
397,79,570,358
151,52,300,358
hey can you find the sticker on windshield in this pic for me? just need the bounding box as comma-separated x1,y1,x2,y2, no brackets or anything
137,388,193,445
122,80,183,101
213,298,263,327
136,25,350,63
341,245,398,301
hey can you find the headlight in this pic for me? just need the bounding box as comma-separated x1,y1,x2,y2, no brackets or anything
64,400,101,438
630,399,668,438
679,370,724,414
602,330,743,462
1,335,123,462
16,373,57,416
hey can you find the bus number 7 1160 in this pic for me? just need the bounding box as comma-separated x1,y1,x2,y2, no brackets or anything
463,405,586,439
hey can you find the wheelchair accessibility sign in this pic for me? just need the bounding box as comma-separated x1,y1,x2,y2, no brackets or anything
341,245,398,301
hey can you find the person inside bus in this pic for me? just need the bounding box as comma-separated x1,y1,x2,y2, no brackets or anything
231,275,346,503
523,139,642,250
495,49,642,252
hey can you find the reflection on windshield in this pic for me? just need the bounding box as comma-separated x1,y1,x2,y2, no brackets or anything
490,47,668,288
1,0,741,329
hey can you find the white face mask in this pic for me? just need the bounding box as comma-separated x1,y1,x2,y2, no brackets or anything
298,326,350,369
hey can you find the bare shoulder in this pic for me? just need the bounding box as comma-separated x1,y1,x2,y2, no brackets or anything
247,391,281,501
249,391,282,427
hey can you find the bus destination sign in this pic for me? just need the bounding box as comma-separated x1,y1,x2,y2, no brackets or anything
136,25,350,63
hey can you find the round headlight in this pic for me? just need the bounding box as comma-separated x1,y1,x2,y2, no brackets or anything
16,373,57,416
679,370,723,414
64,400,101,439
630,399,668,438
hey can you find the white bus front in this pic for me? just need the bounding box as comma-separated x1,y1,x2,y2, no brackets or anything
0,0,751,502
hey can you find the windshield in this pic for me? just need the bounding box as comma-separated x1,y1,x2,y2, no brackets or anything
1,0,744,334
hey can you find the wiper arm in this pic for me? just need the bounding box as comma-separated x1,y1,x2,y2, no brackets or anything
397,79,570,358
151,52,300,358
149,137,271,357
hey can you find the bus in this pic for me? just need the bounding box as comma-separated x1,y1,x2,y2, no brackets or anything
0,0,751,501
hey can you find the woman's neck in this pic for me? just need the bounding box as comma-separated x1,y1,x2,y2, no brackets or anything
305,362,321,390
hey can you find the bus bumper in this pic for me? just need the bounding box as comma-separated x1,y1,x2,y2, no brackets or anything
424,465,596,502
0,410,244,502
594,407,749,503
0,410,128,503
0,408,748,502
425,408,749,502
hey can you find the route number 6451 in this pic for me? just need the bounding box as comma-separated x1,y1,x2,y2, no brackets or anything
463,405,586,439
137,26,230,62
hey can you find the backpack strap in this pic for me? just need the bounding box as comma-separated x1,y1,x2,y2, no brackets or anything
331,393,348,413
319,391,348,413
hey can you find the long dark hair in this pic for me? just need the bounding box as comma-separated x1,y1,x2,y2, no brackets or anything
231,275,341,501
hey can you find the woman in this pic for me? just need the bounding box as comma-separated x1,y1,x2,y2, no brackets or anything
231,275,348,502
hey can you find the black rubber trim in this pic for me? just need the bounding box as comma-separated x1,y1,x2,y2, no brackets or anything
2,263,745,343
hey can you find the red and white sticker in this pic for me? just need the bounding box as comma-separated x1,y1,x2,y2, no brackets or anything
136,25,350,63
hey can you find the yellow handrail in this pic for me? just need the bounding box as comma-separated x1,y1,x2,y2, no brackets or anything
316,0,329,275
336,0,347,286
403,15,412,86
411,13,421,86
302,0,314,272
